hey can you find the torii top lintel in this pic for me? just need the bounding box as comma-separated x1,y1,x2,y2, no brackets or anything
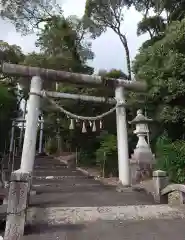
2,63,147,92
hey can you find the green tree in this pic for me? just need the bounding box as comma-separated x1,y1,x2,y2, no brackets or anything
0,0,62,34
156,134,185,183
131,0,185,48
18,15,97,155
133,19,185,140
19,15,94,91
0,40,25,82
83,0,132,79
36,15,94,73
0,82,17,153
0,41,24,153
129,0,185,145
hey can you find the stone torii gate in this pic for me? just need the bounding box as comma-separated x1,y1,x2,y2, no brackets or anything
2,63,146,239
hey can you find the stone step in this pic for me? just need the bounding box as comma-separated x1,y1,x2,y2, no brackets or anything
34,162,66,166
29,187,156,208
26,205,185,226
35,156,64,161
23,210,185,240
32,177,98,185
34,160,65,164
35,156,64,160
34,164,66,168
32,183,113,194
34,159,65,163
33,169,84,177
34,165,67,170
24,219,185,240
35,155,52,158
33,175,92,181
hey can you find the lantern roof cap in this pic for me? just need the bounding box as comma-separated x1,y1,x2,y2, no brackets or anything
129,109,153,124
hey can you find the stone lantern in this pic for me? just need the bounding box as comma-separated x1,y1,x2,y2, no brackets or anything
129,109,154,183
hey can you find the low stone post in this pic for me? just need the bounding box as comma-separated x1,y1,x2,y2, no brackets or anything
4,170,31,240
153,170,169,203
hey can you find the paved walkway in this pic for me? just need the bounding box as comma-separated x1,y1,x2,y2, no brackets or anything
24,219,185,240
3,155,185,239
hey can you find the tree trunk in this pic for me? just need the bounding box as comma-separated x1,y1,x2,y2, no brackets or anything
119,34,132,80
114,28,131,80
147,29,153,39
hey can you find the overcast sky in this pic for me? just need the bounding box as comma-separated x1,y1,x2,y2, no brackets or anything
0,0,149,74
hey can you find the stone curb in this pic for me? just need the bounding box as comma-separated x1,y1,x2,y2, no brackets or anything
54,156,98,179
54,156,74,167
56,158,68,166
33,175,87,180
116,183,153,194
27,205,185,225
76,167,97,178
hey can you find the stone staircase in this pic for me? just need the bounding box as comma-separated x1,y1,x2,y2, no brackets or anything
1,154,185,239
28,155,156,208
21,155,185,239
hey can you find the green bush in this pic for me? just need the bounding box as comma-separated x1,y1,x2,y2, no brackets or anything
156,134,185,183
96,132,118,177
78,150,96,167
45,138,58,154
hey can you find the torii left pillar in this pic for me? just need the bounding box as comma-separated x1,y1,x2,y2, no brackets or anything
4,76,42,240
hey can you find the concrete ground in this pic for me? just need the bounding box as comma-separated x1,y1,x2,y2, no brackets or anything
24,219,185,240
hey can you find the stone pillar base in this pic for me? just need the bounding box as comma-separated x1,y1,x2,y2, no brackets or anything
4,170,31,240
116,182,131,192
130,160,155,184
136,163,153,182
130,147,155,184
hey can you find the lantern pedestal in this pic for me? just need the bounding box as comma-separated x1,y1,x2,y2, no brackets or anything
131,139,155,184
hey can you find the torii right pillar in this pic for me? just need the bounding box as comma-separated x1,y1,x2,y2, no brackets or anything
115,86,130,186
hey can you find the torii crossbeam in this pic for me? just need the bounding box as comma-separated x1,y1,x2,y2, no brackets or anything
2,63,146,91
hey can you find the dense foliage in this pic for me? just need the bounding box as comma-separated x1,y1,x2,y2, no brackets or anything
1,0,185,182
0,0,62,34
0,82,17,153
132,0,185,180
0,40,25,154
133,19,185,140
156,134,185,183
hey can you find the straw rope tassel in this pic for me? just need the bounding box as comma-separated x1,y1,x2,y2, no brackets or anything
69,118,75,130
92,121,96,132
82,121,87,133
100,120,103,129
